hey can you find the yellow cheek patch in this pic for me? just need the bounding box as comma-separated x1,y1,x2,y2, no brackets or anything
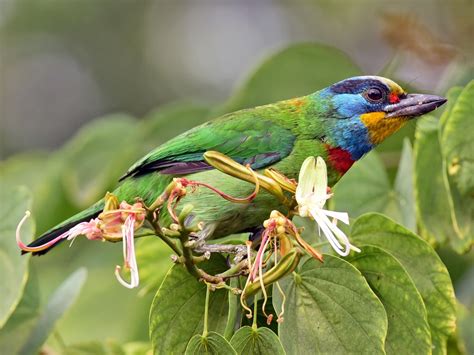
360,112,407,145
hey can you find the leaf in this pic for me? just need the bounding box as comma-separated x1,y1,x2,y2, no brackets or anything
221,43,361,112
273,254,387,354
0,186,33,328
439,81,474,196
438,83,474,252
19,268,88,354
414,112,471,252
351,213,456,355
333,147,416,231
185,332,237,355
0,267,40,354
393,139,416,231
414,116,456,245
347,245,431,354
230,326,285,355
135,237,173,296
149,257,229,354
60,114,140,208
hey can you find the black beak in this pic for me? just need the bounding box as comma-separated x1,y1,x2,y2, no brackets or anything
384,94,447,119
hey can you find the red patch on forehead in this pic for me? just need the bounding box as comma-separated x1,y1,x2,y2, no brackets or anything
389,93,400,104
326,145,355,175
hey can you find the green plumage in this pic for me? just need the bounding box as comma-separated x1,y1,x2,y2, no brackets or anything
113,98,331,237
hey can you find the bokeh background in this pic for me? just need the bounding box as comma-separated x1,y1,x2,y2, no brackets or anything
0,0,472,353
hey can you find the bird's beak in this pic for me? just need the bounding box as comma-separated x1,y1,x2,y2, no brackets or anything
384,94,447,119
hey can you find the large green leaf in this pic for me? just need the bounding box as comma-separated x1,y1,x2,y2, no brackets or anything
230,326,285,355
60,114,140,208
351,213,456,355
414,116,454,245
438,83,474,252
333,143,416,231
221,43,361,112
19,268,88,354
185,332,236,355
0,267,40,354
414,114,471,252
273,254,387,354
439,81,474,196
149,257,229,354
347,245,431,354
0,186,33,328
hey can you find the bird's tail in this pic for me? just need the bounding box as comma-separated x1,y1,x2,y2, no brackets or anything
24,202,104,256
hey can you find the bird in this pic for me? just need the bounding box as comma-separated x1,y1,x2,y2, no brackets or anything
24,76,446,255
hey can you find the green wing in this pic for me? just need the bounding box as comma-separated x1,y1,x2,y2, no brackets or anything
120,112,296,180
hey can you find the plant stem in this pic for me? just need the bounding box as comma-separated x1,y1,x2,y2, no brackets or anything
223,278,239,340
203,284,211,337
252,293,259,330
217,259,248,279
181,235,202,280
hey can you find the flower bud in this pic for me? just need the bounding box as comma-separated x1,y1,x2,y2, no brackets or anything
270,210,280,219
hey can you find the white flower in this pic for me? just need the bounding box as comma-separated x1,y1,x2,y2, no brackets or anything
296,157,360,256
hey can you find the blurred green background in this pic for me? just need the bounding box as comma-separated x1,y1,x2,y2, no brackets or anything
0,0,472,353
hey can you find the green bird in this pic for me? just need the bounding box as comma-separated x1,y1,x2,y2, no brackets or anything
24,76,446,255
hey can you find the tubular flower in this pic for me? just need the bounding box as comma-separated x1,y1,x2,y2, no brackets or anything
296,157,360,256
16,199,146,289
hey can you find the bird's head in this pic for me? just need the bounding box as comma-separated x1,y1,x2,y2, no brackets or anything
317,76,446,161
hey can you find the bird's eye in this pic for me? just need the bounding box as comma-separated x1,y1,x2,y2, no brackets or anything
364,88,384,103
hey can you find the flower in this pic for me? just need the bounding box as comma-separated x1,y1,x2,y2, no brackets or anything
114,213,140,289
295,156,360,256
16,197,146,289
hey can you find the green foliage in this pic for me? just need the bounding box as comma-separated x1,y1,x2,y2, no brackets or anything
439,82,474,196
0,153,76,234
273,254,388,354
0,267,87,354
149,257,228,354
414,116,457,245
0,267,40,354
185,332,236,355
135,238,173,296
351,214,457,355
333,139,415,231
230,326,285,355
60,114,140,208
19,268,87,354
0,186,33,328
346,245,431,354
414,81,474,253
